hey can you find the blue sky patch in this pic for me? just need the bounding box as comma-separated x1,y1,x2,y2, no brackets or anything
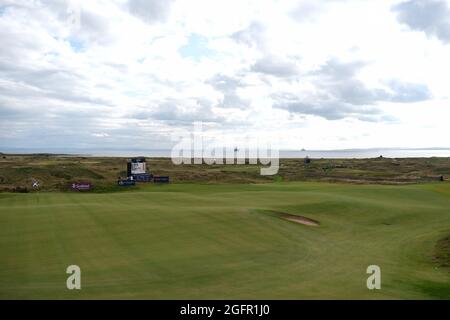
179,33,213,61
69,39,85,53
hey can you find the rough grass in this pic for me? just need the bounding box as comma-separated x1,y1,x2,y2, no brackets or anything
434,235,450,268
0,155,449,192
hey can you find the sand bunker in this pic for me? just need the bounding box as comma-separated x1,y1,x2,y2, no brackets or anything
271,211,320,226
282,215,319,226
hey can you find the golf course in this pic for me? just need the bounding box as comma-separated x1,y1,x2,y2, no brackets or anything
0,181,449,299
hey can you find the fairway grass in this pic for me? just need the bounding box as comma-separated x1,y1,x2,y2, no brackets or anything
0,182,449,299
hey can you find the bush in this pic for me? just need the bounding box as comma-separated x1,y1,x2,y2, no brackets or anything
13,186,29,193
273,176,284,182
51,171,73,180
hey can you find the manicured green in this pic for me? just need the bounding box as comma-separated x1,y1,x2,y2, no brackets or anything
0,182,449,299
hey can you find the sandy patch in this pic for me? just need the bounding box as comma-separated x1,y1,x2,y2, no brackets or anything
281,214,320,226
268,211,320,226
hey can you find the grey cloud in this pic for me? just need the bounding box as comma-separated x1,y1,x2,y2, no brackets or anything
290,2,323,22
290,0,349,23
0,96,106,150
133,98,223,124
250,55,299,77
0,3,115,109
272,58,431,120
207,74,241,91
275,100,382,121
393,0,450,43
0,103,40,121
272,91,382,121
387,80,432,102
207,74,250,109
326,79,389,105
0,101,175,150
0,16,49,60
0,61,114,107
308,59,387,107
231,21,266,48
312,59,431,103
128,0,174,24
2,0,117,46
0,1,193,151
312,58,365,80
75,9,115,45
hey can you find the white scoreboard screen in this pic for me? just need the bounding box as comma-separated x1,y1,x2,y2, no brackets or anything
131,162,146,174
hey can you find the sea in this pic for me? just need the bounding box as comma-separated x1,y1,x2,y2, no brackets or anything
2,148,450,159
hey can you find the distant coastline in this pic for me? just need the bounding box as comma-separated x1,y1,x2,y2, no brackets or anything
2,147,450,159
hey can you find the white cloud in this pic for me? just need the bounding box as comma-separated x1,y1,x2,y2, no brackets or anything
0,0,449,151
92,132,109,137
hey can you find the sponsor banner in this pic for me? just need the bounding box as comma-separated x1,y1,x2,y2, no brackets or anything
71,182,92,191
132,174,153,182
118,179,136,186
153,176,170,183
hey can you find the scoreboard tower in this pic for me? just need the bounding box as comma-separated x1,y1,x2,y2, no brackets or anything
127,157,146,177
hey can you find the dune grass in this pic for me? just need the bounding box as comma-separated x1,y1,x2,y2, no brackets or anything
1,155,450,192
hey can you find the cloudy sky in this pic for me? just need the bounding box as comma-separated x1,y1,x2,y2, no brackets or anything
1,0,449,152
